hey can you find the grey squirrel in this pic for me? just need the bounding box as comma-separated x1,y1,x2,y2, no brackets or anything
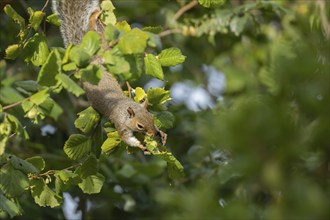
52,0,167,153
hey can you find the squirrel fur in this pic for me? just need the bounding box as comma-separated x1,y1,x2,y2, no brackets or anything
52,0,166,153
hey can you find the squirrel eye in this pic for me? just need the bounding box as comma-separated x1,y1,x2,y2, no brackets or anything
136,123,144,130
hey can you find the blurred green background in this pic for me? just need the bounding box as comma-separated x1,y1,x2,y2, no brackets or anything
0,0,329,219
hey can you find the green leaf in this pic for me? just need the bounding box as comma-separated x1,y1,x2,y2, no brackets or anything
154,111,175,129
37,50,60,86
74,107,101,133
9,155,38,174
101,0,116,11
56,73,85,97
5,44,20,60
118,164,137,178
78,173,105,194
23,33,49,67
55,170,79,184
6,114,29,139
30,178,62,208
0,164,29,197
4,4,25,28
230,15,248,36
115,21,131,32
0,194,21,218
198,0,226,8
158,48,186,67
14,80,38,93
64,134,91,160
147,87,171,107
46,13,61,26
0,87,24,105
104,24,119,42
118,28,149,54
79,155,98,178
80,65,102,85
144,54,164,80
28,9,45,31
101,131,121,154
155,152,184,179
30,89,49,105
134,87,147,103
26,156,45,172
81,31,101,56
69,46,91,68
142,26,163,34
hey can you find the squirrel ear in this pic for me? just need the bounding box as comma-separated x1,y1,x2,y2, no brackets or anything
127,107,135,118
141,99,149,109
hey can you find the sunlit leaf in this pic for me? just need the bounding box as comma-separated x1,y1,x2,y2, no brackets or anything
64,134,91,160
74,106,101,133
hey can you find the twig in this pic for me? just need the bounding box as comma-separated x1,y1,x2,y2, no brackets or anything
316,0,330,38
2,97,30,111
126,81,132,99
41,0,50,12
159,28,182,37
174,0,199,21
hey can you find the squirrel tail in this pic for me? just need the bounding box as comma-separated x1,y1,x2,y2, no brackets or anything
51,0,101,47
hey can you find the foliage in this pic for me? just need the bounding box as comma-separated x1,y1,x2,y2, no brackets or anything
0,0,329,219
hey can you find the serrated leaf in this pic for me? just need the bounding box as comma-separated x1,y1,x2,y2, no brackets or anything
115,21,131,32
37,50,60,86
14,80,38,93
118,28,149,54
81,31,101,56
0,194,21,218
118,164,137,178
69,46,91,68
198,0,226,8
134,87,147,103
55,170,79,183
104,24,119,42
23,33,49,67
158,48,186,67
0,87,24,105
74,106,100,133
147,88,171,106
154,111,175,129
154,152,184,179
0,164,29,197
142,26,163,34
101,0,116,11
101,131,121,153
26,156,45,172
4,5,25,28
30,178,62,208
78,173,105,194
9,156,38,174
30,89,49,105
79,155,98,178
80,65,101,85
28,9,45,31
56,73,85,97
230,15,248,36
5,44,20,60
144,54,164,80
64,134,91,160
46,13,61,26
6,114,29,139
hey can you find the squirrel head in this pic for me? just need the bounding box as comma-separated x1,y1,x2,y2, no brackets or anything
125,101,157,137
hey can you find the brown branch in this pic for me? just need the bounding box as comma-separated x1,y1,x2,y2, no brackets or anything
174,0,199,21
2,97,30,111
159,28,182,37
41,0,50,12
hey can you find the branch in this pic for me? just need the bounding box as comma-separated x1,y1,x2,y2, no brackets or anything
2,97,30,111
316,0,330,38
159,28,182,37
174,0,199,21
